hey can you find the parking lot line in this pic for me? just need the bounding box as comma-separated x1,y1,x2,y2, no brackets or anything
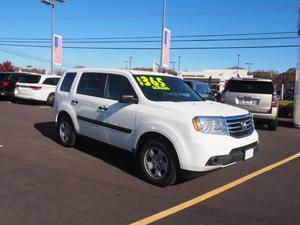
130,152,300,225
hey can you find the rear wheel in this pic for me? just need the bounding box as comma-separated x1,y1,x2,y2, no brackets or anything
268,119,277,130
57,116,76,147
46,93,55,106
139,138,178,187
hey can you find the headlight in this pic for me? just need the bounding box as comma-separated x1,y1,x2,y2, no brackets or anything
192,117,228,135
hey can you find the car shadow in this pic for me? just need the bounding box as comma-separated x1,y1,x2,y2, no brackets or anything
34,122,145,181
12,98,48,106
254,120,296,130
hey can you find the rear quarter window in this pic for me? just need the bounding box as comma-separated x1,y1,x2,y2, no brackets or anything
226,80,274,94
60,73,77,92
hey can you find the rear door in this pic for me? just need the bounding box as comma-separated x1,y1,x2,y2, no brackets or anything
71,72,107,140
224,80,274,113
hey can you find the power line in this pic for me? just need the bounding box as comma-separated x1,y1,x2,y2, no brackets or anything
0,47,75,68
0,43,297,50
0,6,295,21
0,31,296,41
0,36,296,44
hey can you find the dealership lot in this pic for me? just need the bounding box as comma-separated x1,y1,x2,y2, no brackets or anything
0,100,299,225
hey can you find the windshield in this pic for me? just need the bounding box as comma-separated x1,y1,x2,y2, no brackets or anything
133,75,202,102
195,83,211,95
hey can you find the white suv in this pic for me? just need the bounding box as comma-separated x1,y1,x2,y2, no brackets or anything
15,74,61,106
53,69,259,186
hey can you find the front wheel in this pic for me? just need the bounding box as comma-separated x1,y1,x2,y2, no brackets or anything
139,138,178,187
57,117,76,147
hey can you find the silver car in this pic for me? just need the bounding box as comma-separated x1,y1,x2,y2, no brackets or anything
222,78,279,130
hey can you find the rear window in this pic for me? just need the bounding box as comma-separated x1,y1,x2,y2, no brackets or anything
0,73,11,81
60,73,77,92
77,73,106,97
226,80,274,94
18,75,41,84
43,78,60,86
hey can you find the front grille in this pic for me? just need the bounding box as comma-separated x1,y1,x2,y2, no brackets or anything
225,114,254,138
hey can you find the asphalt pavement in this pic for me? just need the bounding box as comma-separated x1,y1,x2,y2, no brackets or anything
0,99,299,225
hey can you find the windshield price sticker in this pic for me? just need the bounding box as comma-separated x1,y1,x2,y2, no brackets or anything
136,76,170,90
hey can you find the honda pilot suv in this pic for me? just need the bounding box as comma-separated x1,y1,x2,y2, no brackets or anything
53,69,259,186
222,78,279,130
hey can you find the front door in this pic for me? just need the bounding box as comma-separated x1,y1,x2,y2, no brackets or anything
99,74,138,151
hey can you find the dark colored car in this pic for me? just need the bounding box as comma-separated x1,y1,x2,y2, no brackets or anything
0,72,37,98
184,79,216,101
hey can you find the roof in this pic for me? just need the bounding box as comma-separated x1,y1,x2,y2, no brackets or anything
65,68,176,77
230,77,272,82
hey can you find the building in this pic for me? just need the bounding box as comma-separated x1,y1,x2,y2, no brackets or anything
179,67,251,92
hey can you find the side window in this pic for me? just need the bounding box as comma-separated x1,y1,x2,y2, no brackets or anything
76,73,106,97
43,78,60,86
105,74,136,100
60,73,76,92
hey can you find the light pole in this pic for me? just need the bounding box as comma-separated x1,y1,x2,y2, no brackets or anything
245,62,253,74
124,60,129,69
237,54,240,68
129,56,133,70
178,56,181,72
160,0,167,69
170,61,176,71
40,0,65,75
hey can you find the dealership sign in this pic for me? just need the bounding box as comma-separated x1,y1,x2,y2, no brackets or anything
162,28,171,67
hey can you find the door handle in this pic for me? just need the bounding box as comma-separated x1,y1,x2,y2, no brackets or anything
98,106,108,111
71,99,79,105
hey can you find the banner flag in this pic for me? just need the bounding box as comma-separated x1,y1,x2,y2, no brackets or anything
53,34,62,65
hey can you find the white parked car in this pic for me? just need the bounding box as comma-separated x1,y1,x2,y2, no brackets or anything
53,69,259,186
15,74,60,105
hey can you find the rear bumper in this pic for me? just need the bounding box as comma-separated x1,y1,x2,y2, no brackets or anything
0,91,13,97
252,107,278,120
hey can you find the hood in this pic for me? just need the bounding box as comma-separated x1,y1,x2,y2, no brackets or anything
152,101,249,117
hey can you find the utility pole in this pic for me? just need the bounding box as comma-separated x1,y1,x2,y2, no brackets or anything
294,1,300,127
178,56,181,72
129,56,133,70
160,0,167,69
41,0,65,75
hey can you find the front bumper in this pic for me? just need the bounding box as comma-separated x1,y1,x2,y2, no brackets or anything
178,130,259,172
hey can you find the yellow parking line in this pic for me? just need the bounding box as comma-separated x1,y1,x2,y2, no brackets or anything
130,152,300,225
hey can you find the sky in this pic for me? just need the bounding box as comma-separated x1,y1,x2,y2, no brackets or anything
0,0,299,73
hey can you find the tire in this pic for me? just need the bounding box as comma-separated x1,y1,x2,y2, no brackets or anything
139,138,178,187
46,93,55,106
268,119,277,131
57,116,76,147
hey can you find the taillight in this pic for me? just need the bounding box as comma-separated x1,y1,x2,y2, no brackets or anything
1,81,9,87
30,86,42,90
272,95,278,107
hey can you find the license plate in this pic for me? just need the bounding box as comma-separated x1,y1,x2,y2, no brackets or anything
244,148,254,160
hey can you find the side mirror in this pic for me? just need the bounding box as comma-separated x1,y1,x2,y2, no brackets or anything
119,94,137,104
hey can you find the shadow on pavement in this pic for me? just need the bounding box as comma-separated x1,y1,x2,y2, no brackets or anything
12,98,47,106
34,122,145,181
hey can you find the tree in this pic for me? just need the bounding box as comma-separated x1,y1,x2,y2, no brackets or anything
0,61,15,72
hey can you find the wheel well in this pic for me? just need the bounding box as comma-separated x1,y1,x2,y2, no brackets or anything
135,132,180,168
57,111,73,125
